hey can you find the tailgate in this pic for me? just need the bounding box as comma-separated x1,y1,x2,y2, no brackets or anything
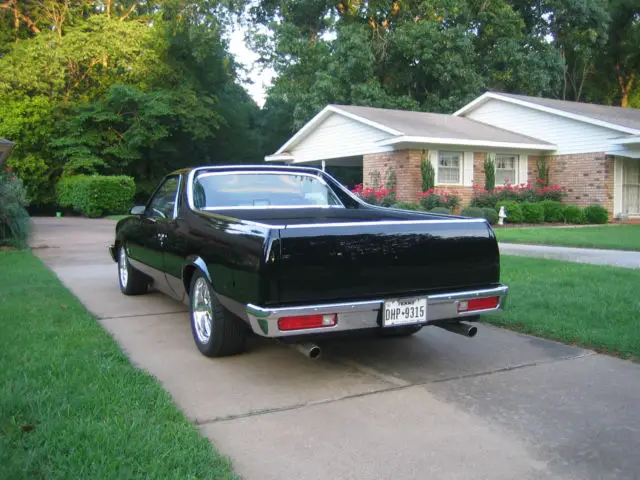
275,219,500,305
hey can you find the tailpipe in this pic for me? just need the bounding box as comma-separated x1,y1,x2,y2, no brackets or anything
434,322,478,338
290,342,322,359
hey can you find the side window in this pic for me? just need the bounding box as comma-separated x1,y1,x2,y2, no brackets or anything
147,177,180,219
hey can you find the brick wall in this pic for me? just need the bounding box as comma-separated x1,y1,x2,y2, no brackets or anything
528,152,614,218
473,152,486,188
363,149,425,203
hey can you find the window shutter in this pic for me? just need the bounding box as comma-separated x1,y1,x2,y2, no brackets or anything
463,151,474,186
518,155,528,184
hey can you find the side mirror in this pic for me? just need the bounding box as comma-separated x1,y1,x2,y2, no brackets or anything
129,205,146,215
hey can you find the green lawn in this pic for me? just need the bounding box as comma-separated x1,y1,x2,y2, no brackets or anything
494,224,640,251
485,255,640,361
105,214,128,221
0,252,236,479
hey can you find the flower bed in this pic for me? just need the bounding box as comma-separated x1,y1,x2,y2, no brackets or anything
350,183,396,207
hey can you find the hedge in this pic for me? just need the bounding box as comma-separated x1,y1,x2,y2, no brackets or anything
563,205,586,224
520,202,545,224
584,205,609,224
495,201,523,223
539,200,565,223
57,175,136,218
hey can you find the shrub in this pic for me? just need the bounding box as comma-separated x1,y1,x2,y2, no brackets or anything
460,206,485,218
470,185,498,208
539,200,565,222
536,184,567,202
496,201,524,223
520,202,545,224
420,152,435,191
484,154,496,191
584,205,609,224
392,202,423,211
0,167,31,247
429,207,451,214
482,207,498,225
57,175,136,218
563,205,586,224
418,188,461,212
351,183,396,207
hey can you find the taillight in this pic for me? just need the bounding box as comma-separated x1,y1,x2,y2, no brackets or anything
458,296,499,312
278,314,338,331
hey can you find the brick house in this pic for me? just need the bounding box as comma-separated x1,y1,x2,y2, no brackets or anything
266,93,640,220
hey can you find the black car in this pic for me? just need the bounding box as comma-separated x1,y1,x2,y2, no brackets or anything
110,165,508,359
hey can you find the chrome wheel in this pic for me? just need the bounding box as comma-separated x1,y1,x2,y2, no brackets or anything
119,248,128,287
192,277,213,344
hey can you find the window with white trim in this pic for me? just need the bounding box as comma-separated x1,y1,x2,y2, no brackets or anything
437,151,462,184
495,154,518,185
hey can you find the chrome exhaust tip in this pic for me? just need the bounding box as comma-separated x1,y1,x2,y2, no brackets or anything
434,322,478,338
291,342,322,359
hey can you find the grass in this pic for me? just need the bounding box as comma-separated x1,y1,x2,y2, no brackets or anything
485,255,640,361
105,214,128,221
494,224,640,251
0,251,236,480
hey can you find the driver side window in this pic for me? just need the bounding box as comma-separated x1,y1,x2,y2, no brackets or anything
147,176,180,219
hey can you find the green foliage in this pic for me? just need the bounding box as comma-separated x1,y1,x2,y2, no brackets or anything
482,207,499,225
420,152,435,191
0,168,30,248
496,201,524,223
536,157,550,186
419,189,461,212
429,207,451,215
385,167,397,189
484,154,496,192
57,175,135,218
392,202,423,211
460,206,486,218
520,202,545,224
539,200,566,223
563,205,586,224
584,204,609,224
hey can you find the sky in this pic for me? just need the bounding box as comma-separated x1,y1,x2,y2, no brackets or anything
227,25,274,108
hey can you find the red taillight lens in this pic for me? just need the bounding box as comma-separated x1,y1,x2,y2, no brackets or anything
458,296,499,312
278,314,337,331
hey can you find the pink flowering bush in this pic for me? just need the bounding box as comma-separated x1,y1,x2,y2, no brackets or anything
0,167,30,247
418,188,461,212
351,183,397,207
470,180,567,208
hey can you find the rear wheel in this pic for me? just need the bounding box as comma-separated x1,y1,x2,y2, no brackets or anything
377,325,423,337
189,271,247,357
118,246,149,295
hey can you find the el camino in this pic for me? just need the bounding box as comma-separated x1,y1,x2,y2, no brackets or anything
110,165,509,359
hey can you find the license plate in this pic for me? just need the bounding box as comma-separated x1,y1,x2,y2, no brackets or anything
382,297,427,327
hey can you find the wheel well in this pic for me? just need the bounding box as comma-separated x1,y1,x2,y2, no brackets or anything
183,265,197,294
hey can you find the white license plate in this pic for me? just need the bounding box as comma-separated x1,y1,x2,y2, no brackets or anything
382,297,427,327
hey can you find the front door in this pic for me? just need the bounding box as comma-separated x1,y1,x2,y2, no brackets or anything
128,175,180,294
622,158,640,215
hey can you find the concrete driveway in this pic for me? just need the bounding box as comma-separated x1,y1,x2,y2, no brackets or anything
31,217,640,480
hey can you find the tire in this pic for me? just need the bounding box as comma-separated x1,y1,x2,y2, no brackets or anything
117,245,149,295
189,270,246,357
377,325,423,338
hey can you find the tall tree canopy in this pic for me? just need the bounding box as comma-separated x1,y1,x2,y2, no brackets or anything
0,0,263,204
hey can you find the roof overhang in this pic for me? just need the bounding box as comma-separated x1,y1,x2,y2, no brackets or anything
613,135,640,146
454,92,640,136
376,135,557,151
265,105,403,161
0,140,15,167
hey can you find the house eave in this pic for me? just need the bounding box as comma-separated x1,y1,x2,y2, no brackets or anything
454,92,640,136
376,136,557,151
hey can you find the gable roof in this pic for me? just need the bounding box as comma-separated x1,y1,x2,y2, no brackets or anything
267,104,555,161
455,92,640,134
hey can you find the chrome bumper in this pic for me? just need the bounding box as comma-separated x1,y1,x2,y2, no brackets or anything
245,285,509,338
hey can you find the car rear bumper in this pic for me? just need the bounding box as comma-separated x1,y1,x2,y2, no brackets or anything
245,285,509,338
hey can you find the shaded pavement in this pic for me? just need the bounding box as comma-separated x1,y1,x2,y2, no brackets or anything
30,217,640,480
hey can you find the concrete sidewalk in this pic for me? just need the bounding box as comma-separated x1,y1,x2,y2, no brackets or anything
30,217,640,480
499,243,640,268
